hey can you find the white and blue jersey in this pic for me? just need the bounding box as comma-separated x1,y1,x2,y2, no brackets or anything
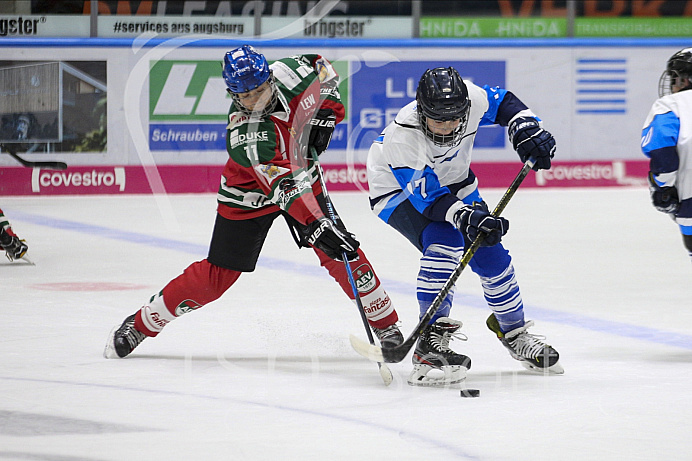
366,80,536,331
641,90,692,234
367,80,536,226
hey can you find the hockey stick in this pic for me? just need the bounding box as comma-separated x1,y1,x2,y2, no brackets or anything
309,146,394,386
350,157,536,364
1,144,67,170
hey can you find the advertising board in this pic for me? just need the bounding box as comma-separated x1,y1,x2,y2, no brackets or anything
1,38,683,195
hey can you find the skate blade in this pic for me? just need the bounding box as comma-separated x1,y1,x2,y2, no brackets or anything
520,360,564,375
407,364,467,387
103,326,119,359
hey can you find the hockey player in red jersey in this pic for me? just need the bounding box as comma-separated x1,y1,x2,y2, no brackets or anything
105,45,403,359
0,208,28,261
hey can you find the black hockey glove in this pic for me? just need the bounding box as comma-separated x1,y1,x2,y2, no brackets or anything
648,172,679,216
306,216,360,261
452,202,509,247
0,228,28,261
307,109,336,156
508,116,556,171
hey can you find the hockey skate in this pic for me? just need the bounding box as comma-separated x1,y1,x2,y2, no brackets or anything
486,314,564,374
0,228,28,261
372,323,404,349
104,313,147,359
408,317,471,387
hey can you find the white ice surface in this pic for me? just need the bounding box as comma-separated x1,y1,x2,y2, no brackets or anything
1,187,690,461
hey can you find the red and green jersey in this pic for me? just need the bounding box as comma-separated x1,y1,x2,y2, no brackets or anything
217,54,345,225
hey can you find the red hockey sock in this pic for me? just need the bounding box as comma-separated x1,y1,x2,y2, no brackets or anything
134,259,241,336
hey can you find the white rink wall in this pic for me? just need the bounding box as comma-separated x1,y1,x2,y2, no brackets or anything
0,37,687,168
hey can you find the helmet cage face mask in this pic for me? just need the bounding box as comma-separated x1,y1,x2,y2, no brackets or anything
418,110,469,148
658,48,692,97
416,67,471,147
228,76,278,118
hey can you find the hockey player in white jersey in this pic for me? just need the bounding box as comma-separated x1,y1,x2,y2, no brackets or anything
367,67,563,386
642,48,692,263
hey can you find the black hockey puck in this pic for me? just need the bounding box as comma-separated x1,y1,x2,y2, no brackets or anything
460,389,480,398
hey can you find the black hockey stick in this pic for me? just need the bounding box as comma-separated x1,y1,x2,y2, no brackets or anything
309,146,393,385
350,157,536,364
1,144,67,170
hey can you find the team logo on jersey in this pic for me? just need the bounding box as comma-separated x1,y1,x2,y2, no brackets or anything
316,60,328,82
175,299,203,316
275,176,310,208
353,263,376,294
258,163,287,181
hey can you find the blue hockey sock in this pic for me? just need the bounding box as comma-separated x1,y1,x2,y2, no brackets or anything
480,264,525,332
417,243,463,323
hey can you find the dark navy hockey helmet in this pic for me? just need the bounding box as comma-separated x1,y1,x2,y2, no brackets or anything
416,67,471,147
659,47,692,97
222,45,271,94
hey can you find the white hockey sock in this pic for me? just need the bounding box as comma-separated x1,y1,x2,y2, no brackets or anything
140,292,176,335
358,285,396,324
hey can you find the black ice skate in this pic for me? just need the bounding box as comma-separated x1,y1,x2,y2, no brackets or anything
0,228,28,261
408,317,471,387
372,323,404,349
486,314,564,374
104,313,147,359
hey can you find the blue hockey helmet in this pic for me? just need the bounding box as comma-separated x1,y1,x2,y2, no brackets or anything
416,67,470,147
222,45,271,94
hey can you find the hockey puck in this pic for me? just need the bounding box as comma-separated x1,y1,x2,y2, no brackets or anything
460,389,480,398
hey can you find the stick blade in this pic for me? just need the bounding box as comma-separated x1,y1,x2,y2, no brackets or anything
349,334,384,362
378,363,393,386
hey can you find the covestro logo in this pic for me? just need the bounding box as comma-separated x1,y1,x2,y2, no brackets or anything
32,168,126,192
534,161,647,187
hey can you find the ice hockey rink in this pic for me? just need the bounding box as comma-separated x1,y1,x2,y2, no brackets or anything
1,185,690,461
